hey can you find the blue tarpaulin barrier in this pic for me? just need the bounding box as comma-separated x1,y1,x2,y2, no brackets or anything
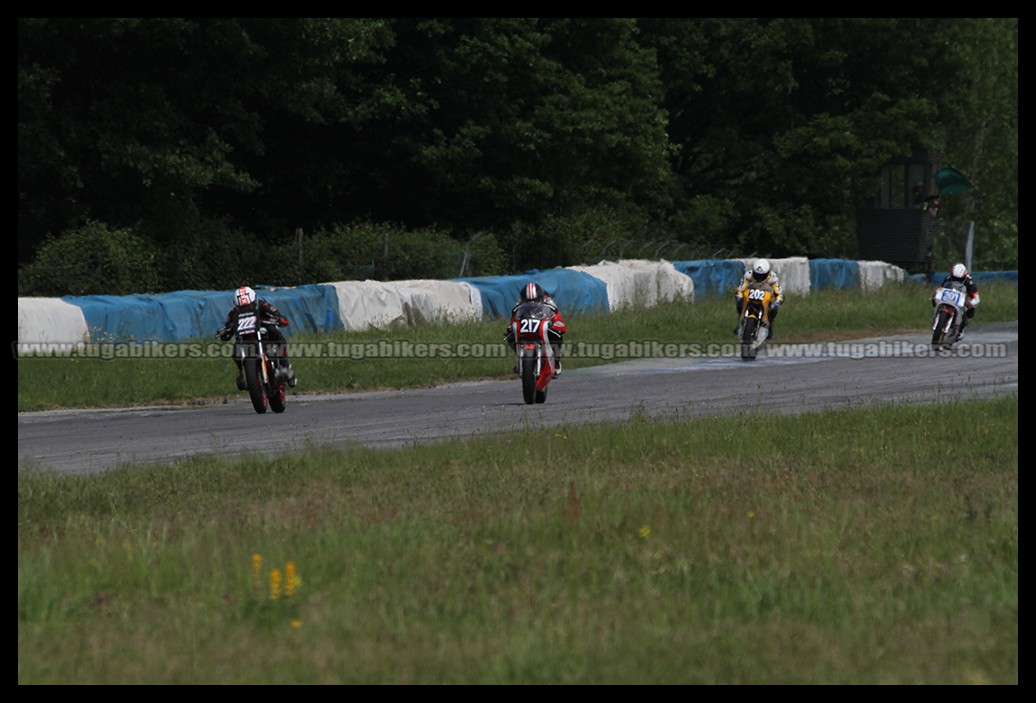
243,284,345,337
809,259,860,291
669,260,745,300
38,261,1015,345
454,268,610,319
64,284,343,343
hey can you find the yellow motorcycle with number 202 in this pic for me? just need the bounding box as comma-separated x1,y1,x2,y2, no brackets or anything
736,282,776,361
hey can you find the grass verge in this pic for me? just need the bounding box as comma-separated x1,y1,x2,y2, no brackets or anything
18,396,1017,684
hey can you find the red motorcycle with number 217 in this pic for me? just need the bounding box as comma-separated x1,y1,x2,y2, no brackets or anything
510,301,558,405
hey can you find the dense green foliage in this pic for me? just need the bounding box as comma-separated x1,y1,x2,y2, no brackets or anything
18,396,1018,683
18,18,1018,295
18,220,161,296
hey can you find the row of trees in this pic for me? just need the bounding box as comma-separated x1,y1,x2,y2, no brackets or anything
18,18,1017,295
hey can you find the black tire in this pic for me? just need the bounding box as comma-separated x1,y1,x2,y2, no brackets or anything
266,362,287,414
244,358,267,414
521,347,537,405
741,317,758,361
931,309,952,349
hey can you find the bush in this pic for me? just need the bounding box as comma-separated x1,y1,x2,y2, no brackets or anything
179,221,271,291
18,220,160,296
274,222,507,283
502,206,655,271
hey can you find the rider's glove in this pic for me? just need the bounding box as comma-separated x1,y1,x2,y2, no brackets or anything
216,326,229,340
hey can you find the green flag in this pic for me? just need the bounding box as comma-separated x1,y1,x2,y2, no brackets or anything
935,166,974,198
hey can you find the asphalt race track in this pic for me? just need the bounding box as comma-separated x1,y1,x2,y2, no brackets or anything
18,323,1018,476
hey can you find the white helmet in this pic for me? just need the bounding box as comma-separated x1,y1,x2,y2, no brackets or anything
235,286,257,308
951,263,969,279
752,259,772,281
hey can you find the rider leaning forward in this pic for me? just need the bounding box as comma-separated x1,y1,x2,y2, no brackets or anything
735,258,784,338
217,285,298,390
504,282,568,378
935,263,981,340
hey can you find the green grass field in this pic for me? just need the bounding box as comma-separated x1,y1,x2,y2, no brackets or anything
18,281,1018,683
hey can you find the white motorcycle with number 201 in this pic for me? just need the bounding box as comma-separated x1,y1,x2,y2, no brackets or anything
930,282,978,350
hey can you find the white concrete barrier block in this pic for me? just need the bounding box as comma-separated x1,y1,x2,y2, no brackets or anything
328,281,410,331
391,279,483,325
569,258,694,310
17,297,90,353
858,261,907,291
327,279,485,331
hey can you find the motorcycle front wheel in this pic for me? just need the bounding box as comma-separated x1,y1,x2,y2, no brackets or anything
740,317,759,361
931,309,953,350
266,361,287,414
521,347,538,405
244,358,268,414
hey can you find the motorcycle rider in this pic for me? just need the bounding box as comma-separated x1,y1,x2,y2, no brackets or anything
504,282,568,378
734,258,784,338
216,286,297,390
934,263,980,341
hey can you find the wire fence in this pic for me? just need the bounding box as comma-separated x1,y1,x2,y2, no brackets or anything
573,239,728,265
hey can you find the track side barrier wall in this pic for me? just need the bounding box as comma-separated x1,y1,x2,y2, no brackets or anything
454,269,609,319
567,259,695,309
17,260,1017,350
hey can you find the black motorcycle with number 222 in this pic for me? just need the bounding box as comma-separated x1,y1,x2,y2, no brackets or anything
234,310,286,414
